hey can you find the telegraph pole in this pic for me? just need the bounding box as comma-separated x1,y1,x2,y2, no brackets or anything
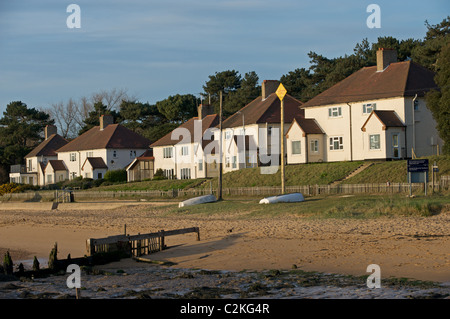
218,91,223,200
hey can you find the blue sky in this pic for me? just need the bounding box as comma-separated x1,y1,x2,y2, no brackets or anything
0,0,448,115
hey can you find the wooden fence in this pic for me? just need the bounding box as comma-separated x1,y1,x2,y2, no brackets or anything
2,180,449,202
86,227,200,257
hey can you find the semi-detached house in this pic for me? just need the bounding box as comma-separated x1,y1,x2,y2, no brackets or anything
286,48,443,163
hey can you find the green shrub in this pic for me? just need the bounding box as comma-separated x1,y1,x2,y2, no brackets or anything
0,183,39,196
104,169,127,183
153,168,166,180
93,178,105,187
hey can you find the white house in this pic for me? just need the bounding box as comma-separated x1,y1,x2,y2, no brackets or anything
56,115,151,180
293,48,443,162
151,106,220,180
44,160,68,185
9,125,68,186
286,117,325,164
219,80,304,172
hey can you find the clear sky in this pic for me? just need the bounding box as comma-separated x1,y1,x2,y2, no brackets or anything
0,0,448,115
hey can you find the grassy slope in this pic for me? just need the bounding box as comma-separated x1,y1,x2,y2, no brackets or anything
343,155,450,184
204,161,363,188
91,155,450,191
94,178,207,192
174,194,450,219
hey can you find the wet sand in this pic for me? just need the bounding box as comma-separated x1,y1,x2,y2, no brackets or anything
0,200,449,283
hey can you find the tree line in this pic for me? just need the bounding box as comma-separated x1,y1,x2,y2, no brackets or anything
0,17,448,183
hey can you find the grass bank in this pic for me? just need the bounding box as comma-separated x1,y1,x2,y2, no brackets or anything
343,155,450,184
174,194,450,219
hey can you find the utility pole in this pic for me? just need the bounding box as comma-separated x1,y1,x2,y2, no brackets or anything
218,91,223,201
276,84,287,195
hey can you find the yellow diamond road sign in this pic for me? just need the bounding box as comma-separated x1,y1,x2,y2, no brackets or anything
276,83,287,101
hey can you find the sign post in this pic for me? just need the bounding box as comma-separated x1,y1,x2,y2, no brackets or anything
276,83,287,195
407,159,429,196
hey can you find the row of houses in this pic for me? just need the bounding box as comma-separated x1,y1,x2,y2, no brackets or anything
10,48,444,185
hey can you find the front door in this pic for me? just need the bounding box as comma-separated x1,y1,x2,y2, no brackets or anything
392,134,400,159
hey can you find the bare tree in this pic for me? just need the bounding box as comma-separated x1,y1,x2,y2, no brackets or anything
44,88,133,138
44,99,79,139
91,88,132,111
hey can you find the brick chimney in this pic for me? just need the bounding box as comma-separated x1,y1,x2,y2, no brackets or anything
198,104,214,119
100,114,114,130
262,80,280,100
45,125,57,140
376,48,397,72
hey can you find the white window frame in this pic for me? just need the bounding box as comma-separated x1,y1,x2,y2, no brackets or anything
113,150,118,158
163,147,173,159
225,130,232,140
369,134,381,150
181,146,189,156
329,136,344,151
363,103,376,114
310,139,319,153
328,107,342,118
180,168,191,180
70,153,77,162
291,140,301,155
198,159,203,171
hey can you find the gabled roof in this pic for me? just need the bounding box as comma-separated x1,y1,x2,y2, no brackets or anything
126,150,154,171
136,149,154,160
361,110,404,131
46,160,67,172
302,61,438,108
288,117,324,135
82,157,108,170
222,93,304,129
25,134,68,158
56,124,151,153
151,114,219,147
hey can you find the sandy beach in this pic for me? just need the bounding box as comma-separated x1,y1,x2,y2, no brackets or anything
0,199,449,285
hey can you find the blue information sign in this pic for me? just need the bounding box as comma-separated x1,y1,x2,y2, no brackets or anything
407,159,429,172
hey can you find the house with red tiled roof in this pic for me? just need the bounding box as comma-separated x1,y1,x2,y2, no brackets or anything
56,115,151,180
43,160,68,185
219,80,304,172
150,106,220,179
285,117,325,164
9,125,68,185
292,48,443,162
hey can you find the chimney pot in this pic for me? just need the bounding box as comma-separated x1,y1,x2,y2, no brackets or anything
376,48,397,72
198,104,214,119
45,125,57,140
100,114,114,130
262,80,280,100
